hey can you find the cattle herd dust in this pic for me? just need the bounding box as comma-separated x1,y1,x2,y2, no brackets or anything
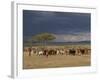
23,44,91,69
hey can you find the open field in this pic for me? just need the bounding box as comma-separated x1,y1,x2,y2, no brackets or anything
23,54,90,69
23,44,91,69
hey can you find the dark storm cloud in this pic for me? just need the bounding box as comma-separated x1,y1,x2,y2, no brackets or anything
23,10,91,42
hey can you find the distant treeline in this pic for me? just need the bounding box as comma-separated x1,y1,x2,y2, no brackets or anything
23,41,90,47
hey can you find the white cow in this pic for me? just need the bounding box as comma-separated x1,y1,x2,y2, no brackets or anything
38,50,44,56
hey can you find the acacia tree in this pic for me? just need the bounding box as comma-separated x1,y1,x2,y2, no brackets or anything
32,33,56,47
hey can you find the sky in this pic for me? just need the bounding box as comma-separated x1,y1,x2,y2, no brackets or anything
23,10,91,42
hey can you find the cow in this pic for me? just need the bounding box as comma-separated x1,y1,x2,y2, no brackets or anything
43,49,49,57
59,49,65,55
38,50,44,56
30,48,36,55
28,47,32,56
69,48,76,56
56,49,60,55
74,48,81,56
64,48,69,56
78,48,89,55
87,49,91,55
47,49,56,55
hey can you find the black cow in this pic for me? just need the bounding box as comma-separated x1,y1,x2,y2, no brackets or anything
69,49,76,56
79,49,85,55
48,49,57,55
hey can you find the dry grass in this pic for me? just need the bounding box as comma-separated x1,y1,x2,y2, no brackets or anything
23,44,91,69
23,53,90,69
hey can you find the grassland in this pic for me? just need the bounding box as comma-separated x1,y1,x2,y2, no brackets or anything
23,44,91,69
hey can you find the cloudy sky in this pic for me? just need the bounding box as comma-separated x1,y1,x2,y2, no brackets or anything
23,10,91,42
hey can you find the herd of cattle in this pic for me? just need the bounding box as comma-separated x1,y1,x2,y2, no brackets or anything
24,47,91,57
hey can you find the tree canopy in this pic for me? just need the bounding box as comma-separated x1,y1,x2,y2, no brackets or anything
32,33,56,42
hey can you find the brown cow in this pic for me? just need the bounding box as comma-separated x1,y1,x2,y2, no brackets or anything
28,47,32,56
